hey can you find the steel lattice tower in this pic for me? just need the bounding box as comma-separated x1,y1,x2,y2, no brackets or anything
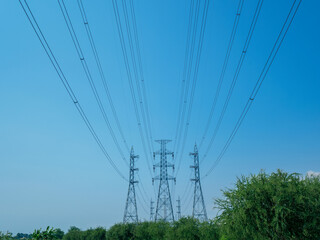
176,196,181,220
150,199,154,221
190,144,207,221
123,147,139,223
153,140,175,222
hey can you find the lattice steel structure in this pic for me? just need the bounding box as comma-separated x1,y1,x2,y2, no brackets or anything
123,147,139,223
176,196,181,220
190,144,207,221
153,140,175,222
150,199,154,221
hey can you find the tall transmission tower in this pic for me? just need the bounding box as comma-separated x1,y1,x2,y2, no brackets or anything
176,196,181,220
150,199,154,221
190,144,207,221
153,140,175,222
123,147,139,223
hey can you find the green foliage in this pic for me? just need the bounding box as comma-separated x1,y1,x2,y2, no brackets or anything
0,231,14,240
198,220,220,240
62,227,82,240
81,227,106,240
215,170,320,240
105,218,219,240
62,227,106,240
7,170,320,240
106,223,135,240
53,229,64,240
14,233,32,239
166,217,200,240
32,227,57,240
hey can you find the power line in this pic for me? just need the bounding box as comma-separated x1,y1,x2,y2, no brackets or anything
174,0,201,156
129,0,155,154
137,184,149,209
76,0,130,153
182,184,194,214
136,191,149,216
18,0,127,181
203,0,301,179
175,0,210,176
173,0,196,152
111,0,154,179
121,0,154,158
58,0,129,168
199,0,244,150
201,0,264,163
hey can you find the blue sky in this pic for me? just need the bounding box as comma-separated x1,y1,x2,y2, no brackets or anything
0,0,319,234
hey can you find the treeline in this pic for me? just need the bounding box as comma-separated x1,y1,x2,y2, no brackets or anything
2,170,320,240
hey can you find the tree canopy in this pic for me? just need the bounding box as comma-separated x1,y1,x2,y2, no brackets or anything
215,170,320,240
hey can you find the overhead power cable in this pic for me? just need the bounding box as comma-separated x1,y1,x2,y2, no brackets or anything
58,0,129,167
18,0,127,181
175,0,210,176
173,0,196,152
76,0,130,153
174,0,201,156
137,184,149,208
129,0,155,154
199,0,244,150
111,0,154,179
203,0,301,178
121,0,154,158
201,0,264,164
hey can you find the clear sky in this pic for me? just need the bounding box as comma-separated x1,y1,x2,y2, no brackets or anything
1,0,319,234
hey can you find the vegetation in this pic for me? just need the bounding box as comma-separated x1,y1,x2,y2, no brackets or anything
215,170,320,240
2,170,319,240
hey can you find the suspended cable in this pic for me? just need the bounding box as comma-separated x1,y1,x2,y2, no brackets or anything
199,0,244,150
18,0,127,181
136,191,149,216
201,0,264,164
173,0,195,152
121,0,153,159
182,184,194,214
175,0,210,176
203,0,301,178
76,0,130,153
111,0,154,179
58,0,129,168
129,0,155,154
174,0,201,156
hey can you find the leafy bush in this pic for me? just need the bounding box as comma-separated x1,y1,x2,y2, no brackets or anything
215,170,320,240
0,231,14,240
32,227,57,240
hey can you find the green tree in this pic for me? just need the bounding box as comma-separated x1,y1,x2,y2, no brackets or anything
62,227,82,240
106,223,135,240
32,227,56,240
166,217,200,240
147,221,170,240
198,220,220,240
53,229,64,240
215,170,320,240
133,222,152,240
82,227,106,240
0,231,14,240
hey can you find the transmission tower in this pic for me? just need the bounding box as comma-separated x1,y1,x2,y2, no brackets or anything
150,199,154,221
153,140,175,222
176,196,181,220
190,144,207,221
123,147,139,223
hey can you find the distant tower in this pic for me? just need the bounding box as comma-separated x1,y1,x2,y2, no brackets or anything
150,199,154,221
153,140,175,222
176,196,181,220
190,144,207,221
123,147,139,223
